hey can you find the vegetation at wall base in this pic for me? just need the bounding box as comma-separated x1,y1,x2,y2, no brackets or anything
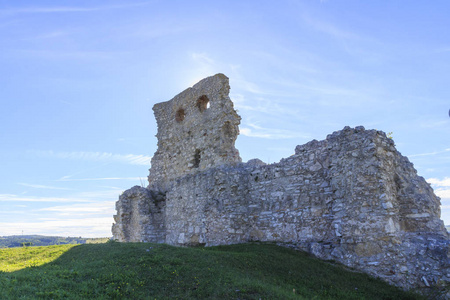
0,242,427,299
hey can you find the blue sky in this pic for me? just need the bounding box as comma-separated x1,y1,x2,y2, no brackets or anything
1,1,449,237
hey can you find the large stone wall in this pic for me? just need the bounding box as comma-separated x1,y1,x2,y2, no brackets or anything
112,74,449,295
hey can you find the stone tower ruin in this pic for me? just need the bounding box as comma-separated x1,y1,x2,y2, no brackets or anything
148,73,241,192
112,74,449,296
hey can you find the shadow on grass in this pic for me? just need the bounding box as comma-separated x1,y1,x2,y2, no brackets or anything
0,242,426,299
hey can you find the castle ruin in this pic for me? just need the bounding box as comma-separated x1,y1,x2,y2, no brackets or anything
112,74,449,295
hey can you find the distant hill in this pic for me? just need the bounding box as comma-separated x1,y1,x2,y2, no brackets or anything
446,225,450,233
0,235,109,248
0,242,428,299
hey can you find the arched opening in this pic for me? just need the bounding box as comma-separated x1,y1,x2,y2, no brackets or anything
196,95,210,112
175,108,185,122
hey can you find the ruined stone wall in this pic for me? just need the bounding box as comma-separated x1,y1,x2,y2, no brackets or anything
138,126,448,290
113,74,449,295
112,187,165,243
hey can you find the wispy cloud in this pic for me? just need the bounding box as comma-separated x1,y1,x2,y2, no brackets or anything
436,189,450,199
428,177,450,187
240,123,310,140
58,177,142,182
192,52,214,65
427,177,450,226
76,190,123,200
409,148,450,158
187,53,219,86
132,23,198,40
2,6,98,14
0,217,113,238
39,201,114,215
18,183,72,190
419,120,449,129
19,30,69,41
301,14,363,41
31,150,152,166
0,189,122,203
427,177,450,206
0,188,123,237
1,2,151,15
229,71,270,96
0,194,89,203
232,94,311,123
298,10,385,61
16,49,122,60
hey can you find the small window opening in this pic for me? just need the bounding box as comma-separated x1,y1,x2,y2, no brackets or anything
193,149,201,168
196,95,210,112
175,108,185,122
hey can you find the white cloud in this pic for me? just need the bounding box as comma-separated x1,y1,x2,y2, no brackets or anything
301,14,362,41
233,78,267,95
427,177,450,224
0,186,124,237
419,120,449,129
76,190,123,200
39,201,114,215
0,194,120,237
409,148,450,158
192,52,214,65
435,189,450,199
0,194,90,203
0,189,123,203
428,177,450,187
58,177,142,182
232,94,310,124
32,150,151,166
187,53,218,86
17,49,120,60
18,183,72,190
20,30,68,41
1,3,150,15
240,123,310,140
0,217,113,238
3,6,97,14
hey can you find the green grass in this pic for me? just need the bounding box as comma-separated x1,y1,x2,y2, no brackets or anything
0,242,425,299
0,235,110,248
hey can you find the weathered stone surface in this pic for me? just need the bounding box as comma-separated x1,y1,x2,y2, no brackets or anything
112,186,165,243
148,73,241,192
113,74,449,296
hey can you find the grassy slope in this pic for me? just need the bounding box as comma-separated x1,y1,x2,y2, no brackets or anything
0,242,425,300
0,235,110,248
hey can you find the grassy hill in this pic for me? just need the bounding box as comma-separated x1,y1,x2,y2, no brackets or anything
0,242,426,299
0,235,109,248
